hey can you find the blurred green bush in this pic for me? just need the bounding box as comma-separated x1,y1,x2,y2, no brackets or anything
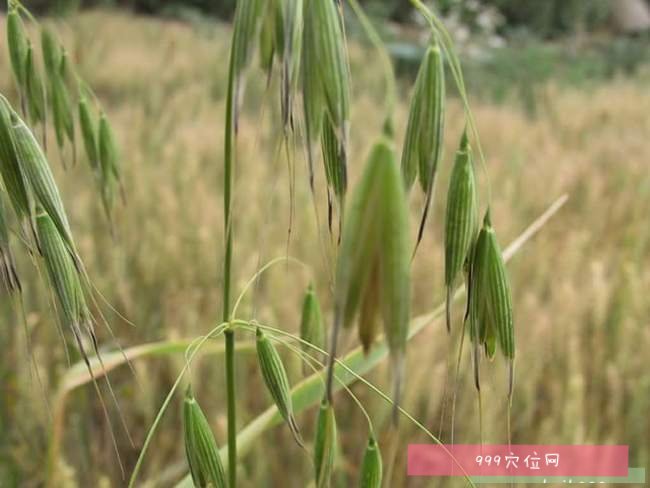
10,0,612,38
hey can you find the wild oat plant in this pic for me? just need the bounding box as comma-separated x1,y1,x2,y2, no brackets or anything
128,0,519,486
0,0,560,486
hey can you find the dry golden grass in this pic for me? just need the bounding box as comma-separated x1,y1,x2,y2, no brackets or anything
0,9,648,487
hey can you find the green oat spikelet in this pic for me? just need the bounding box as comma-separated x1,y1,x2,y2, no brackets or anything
444,130,477,333
255,327,303,447
466,209,515,395
78,96,98,169
299,283,325,368
59,49,72,84
482,210,515,396
314,397,337,488
183,386,227,488
358,263,380,354
35,212,85,326
302,0,350,194
467,216,490,391
98,111,123,224
301,1,324,142
40,28,74,154
0,196,21,294
0,96,34,228
401,41,446,253
334,141,392,332
41,27,60,79
417,42,445,192
10,109,75,251
359,435,382,488
401,42,445,192
310,0,349,138
25,42,47,125
7,6,28,89
400,66,424,189
50,68,75,153
321,112,347,224
328,139,410,420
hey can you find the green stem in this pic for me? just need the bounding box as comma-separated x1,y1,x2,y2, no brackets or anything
223,32,237,487
224,330,236,485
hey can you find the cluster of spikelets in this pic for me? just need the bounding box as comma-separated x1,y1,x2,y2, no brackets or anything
6,0,123,226
178,0,516,486
1,2,134,461
441,129,516,397
0,90,108,375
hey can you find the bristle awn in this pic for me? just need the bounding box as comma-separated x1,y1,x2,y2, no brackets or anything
255,327,304,447
436,327,453,439
83,316,135,447
70,323,126,478
36,212,125,477
389,354,405,425
282,131,296,260
314,397,337,488
15,297,52,422
445,287,453,334
443,131,477,332
449,316,467,446
508,359,515,402
359,434,382,488
478,383,484,445
183,387,228,488
507,360,514,445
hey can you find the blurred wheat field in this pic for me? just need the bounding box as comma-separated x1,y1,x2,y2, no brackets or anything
0,9,649,487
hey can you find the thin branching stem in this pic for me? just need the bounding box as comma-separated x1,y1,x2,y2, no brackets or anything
223,17,237,487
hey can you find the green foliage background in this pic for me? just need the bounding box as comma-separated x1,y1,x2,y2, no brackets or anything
14,0,615,38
